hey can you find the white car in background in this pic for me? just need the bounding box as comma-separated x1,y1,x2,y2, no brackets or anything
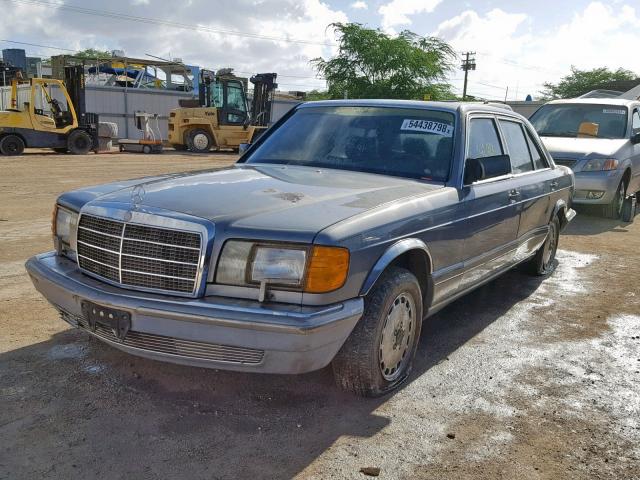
530,98,640,220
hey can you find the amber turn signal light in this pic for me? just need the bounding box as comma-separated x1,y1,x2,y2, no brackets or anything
51,204,58,235
304,246,350,293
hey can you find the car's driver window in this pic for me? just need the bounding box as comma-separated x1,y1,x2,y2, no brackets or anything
468,118,503,159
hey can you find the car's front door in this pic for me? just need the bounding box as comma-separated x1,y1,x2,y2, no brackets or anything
629,107,640,195
496,117,552,256
459,115,520,290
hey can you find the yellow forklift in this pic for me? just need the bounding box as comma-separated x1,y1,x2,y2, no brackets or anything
168,69,277,153
0,66,98,156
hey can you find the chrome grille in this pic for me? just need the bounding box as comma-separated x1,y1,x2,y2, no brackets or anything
59,309,264,364
77,214,203,295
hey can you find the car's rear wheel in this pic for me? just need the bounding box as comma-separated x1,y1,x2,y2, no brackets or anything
602,179,626,219
332,267,423,397
0,135,25,156
528,215,560,276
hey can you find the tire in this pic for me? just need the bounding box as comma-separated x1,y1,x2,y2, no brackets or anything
621,195,636,223
602,179,626,219
186,129,213,153
332,267,423,397
67,130,93,155
0,135,25,156
528,215,560,276
142,145,152,154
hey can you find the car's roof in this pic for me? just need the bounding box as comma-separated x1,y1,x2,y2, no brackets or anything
299,99,520,116
545,97,639,107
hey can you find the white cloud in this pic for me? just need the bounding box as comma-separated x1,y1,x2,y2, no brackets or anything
378,0,442,33
435,2,640,100
351,1,368,10
0,0,347,91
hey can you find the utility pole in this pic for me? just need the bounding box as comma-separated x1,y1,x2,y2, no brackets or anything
461,52,476,101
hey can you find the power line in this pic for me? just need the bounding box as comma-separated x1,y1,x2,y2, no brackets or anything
3,0,337,47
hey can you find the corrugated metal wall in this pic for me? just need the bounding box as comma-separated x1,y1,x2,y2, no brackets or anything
85,86,191,139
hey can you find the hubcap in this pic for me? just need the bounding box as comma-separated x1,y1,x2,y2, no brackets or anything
193,133,209,150
543,222,557,267
616,182,625,215
379,292,416,381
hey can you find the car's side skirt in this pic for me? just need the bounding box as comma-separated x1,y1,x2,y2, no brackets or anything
428,226,548,317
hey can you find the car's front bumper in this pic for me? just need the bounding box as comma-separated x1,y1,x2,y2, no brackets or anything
25,252,363,374
572,170,624,205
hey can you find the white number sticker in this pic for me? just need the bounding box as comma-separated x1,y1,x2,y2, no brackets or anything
602,109,626,115
401,119,453,137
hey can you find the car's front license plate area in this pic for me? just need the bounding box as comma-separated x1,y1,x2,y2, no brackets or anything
81,301,131,342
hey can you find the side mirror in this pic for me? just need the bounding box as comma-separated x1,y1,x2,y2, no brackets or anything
631,132,640,145
464,155,511,184
238,142,251,154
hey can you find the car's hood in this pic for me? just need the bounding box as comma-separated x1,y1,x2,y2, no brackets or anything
89,165,443,239
541,136,628,159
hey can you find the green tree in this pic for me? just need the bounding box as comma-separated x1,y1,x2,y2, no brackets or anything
312,23,455,100
73,48,113,60
541,66,637,99
305,89,332,101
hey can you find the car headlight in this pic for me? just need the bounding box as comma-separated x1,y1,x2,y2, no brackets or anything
216,240,349,294
52,204,78,257
582,158,618,171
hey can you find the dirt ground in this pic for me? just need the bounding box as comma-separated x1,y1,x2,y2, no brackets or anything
1,151,639,480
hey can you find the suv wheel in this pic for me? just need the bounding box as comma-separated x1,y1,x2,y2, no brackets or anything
187,129,213,153
603,179,626,219
0,135,25,156
528,215,560,276
332,267,423,397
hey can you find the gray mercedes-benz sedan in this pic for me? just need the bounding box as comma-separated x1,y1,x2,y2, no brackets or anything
26,100,575,396
530,98,640,219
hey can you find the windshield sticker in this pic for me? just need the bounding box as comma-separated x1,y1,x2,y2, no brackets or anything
401,119,453,137
603,109,626,115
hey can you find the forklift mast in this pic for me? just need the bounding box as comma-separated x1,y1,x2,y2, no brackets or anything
250,73,277,127
63,65,86,118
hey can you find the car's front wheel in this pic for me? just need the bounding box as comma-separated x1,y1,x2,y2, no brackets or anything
603,179,626,219
332,267,423,397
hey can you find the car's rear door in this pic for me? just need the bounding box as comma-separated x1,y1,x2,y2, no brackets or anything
496,117,553,256
458,114,520,291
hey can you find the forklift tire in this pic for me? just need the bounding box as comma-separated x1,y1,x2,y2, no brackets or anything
142,145,152,154
186,129,213,153
0,135,25,156
67,130,93,155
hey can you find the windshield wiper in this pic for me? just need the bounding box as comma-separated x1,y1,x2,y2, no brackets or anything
538,131,577,138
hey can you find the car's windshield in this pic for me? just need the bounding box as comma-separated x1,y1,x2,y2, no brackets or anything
243,106,456,181
530,103,628,139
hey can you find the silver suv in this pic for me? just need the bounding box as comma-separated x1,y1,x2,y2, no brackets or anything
530,98,640,219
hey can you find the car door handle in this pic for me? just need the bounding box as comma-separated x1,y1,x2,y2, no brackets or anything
508,189,520,203
550,180,558,190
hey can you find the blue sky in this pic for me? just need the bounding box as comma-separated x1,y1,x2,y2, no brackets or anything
1,0,638,99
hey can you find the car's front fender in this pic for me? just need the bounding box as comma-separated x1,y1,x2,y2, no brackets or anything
359,238,433,296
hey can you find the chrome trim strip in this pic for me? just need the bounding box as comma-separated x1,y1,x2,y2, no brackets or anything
78,225,122,239
121,252,199,266
123,236,201,251
77,254,119,270
120,268,195,282
77,240,120,255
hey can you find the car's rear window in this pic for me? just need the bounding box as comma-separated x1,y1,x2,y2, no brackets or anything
530,103,628,139
243,106,456,181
